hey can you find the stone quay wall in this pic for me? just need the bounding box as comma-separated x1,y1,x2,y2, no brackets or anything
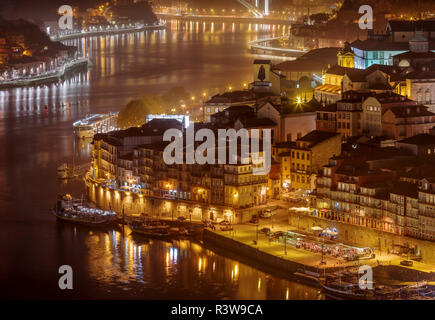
203,229,340,277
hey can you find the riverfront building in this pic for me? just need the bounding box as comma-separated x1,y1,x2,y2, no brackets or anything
312,134,435,242
89,117,272,223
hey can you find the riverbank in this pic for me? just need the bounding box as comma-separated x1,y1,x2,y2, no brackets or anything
51,23,166,41
248,37,306,57
0,57,89,89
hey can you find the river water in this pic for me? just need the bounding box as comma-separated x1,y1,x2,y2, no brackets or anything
0,19,322,299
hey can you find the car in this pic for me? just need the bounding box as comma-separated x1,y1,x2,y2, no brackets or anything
400,260,413,267
271,231,284,239
219,220,230,225
260,211,272,218
248,218,259,224
177,216,186,222
260,227,271,234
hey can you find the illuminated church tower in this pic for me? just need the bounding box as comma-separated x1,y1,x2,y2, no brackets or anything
337,41,355,68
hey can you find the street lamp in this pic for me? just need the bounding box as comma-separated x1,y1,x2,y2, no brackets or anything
284,233,287,255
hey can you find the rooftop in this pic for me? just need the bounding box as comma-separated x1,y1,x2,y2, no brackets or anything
205,90,255,104
398,134,435,145
297,130,340,145
387,105,434,118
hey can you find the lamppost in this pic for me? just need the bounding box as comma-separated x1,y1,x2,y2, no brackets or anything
320,236,326,265
284,233,287,255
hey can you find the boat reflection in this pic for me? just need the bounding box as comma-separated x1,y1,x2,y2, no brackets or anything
80,227,324,299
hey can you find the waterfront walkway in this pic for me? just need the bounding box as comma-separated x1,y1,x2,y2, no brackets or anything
51,23,166,41
0,57,89,89
214,224,342,269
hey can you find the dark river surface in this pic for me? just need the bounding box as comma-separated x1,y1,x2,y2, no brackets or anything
0,19,322,299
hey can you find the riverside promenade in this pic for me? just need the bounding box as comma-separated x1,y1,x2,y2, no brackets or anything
203,215,435,283
0,57,89,89
51,23,166,41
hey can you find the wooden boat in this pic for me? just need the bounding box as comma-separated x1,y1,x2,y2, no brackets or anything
128,221,172,239
53,194,119,227
293,268,323,287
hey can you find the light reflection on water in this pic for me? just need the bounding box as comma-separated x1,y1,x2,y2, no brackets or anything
82,228,322,299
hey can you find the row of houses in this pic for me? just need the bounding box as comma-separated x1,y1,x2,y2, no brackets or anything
316,90,435,140
91,118,276,211
314,138,435,241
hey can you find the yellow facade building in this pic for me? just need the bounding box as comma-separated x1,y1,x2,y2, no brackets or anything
290,130,341,191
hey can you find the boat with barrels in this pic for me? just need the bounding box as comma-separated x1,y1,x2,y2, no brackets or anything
53,194,120,227
128,219,172,239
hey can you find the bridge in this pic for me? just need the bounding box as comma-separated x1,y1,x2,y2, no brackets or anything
155,13,293,26
237,0,269,18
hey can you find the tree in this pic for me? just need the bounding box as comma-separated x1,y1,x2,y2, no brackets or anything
160,86,191,108
117,95,164,129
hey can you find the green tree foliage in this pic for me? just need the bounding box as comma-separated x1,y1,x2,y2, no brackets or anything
160,86,190,108
117,95,164,129
117,86,192,129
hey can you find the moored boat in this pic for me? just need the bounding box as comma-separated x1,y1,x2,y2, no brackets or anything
321,280,373,300
293,268,323,287
53,194,119,227
128,220,172,239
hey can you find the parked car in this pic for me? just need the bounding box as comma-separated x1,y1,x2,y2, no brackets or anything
260,211,272,218
219,220,230,225
248,218,259,224
271,231,284,239
177,216,186,222
260,227,271,235
400,260,413,267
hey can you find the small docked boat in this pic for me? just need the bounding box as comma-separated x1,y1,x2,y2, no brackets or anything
128,220,172,239
293,268,323,287
321,281,372,300
53,194,119,227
